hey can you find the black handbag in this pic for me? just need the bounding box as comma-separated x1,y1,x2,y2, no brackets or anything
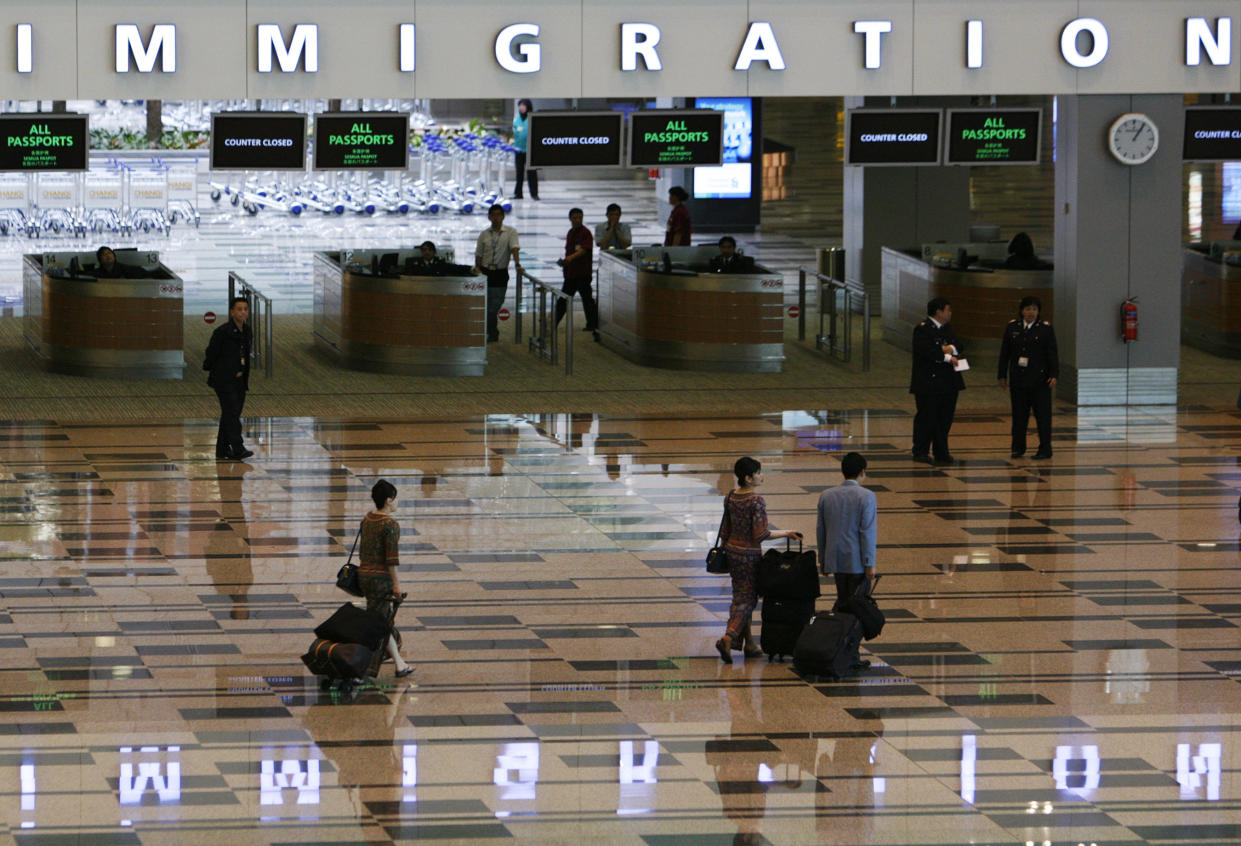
840,575,885,641
705,510,729,574
757,537,820,599
335,525,364,597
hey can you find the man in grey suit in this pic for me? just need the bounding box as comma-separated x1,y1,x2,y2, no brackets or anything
816,452,877,613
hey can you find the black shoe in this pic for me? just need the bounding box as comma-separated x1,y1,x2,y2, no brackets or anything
394,666,414,678
912,454,933,465
850,659,871,672
1032,451,1052,460
592,331,600,343
1010,451,1025,459
582,325,599,332
530,193,540,201
487,334,500,343
215,451,231,460
933,455,955,465
513,193,523,200
232,448,254,460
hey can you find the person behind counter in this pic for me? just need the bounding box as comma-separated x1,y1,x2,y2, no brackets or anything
665,186,691,247
93,246,143,279
594,203,631,251
709,236,756,273
1002,232,1051,270
203,296,253,461
554,207,600,339
473,204,522,343
998,296,1058,460
511,98,539,201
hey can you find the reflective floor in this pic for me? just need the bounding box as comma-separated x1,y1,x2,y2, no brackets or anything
1,406,1239,845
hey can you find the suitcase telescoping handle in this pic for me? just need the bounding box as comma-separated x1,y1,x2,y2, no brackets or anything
783,536,803,553
855,573,882,597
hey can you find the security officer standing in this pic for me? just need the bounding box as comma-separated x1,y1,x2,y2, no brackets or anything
203,297,253,461
910,297,965,465
997,295,1058,459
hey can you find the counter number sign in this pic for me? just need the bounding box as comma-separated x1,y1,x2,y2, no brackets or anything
628,110,724,167
0,115,88,172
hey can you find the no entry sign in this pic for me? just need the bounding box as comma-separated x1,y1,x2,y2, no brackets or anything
498,308,510,321
204,311,216,324
787,305,800,318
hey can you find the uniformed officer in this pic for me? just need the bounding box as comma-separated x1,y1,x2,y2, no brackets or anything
203,297,253,461
997,295,1058,459
910,297,966,464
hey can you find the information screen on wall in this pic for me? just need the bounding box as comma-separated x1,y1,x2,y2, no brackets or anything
692,97,754,199
845,110,942,166
526,112,624,168
629,110,723,167
314,113,409,170
945,109,1041,165
210,112,307,171
1183,108,1241,162
0,115,88,172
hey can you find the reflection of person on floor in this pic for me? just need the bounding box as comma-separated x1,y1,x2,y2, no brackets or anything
815,731,882,841
708,685,768,845
205,461,254,620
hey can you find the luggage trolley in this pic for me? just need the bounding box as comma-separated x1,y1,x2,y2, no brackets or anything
0,174,31,237
82,171,125,234
32,173,84,238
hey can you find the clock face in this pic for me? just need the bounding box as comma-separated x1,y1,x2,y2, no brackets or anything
1108,113,1159,165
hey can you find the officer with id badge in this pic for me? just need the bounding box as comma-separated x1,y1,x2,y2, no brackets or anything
998,295,1059,459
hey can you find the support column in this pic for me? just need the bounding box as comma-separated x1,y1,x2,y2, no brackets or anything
1053,95,1184,405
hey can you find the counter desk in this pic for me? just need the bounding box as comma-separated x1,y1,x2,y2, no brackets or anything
313,249,486,377
1182,241,1241,357
596,246,784,373
881,244,1053,353
22,250,185,379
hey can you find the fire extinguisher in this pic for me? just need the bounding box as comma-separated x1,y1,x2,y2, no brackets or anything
1121,297,1138,343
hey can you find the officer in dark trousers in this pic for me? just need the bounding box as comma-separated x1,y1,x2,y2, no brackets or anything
910,297,965,465
203,297,253,460
997,295,1058,459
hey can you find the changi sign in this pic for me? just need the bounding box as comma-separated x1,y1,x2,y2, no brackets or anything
628,111,723,167
846,110,942,166
313,113,409,171
526,112,624,169
210,113,307,171
0,115,88,172
945,109,1042,166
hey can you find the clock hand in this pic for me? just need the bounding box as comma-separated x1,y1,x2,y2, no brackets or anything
1131,126,1143,142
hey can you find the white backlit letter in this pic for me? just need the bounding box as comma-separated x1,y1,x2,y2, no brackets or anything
400,24,415,72
1187,17,1232,67
621,23,662,72
115,24,176,73
495,24,541,74
16,24,31,74
854,21,893,70
966,20,983,69
1060,18,1109,68
1178,743,1222,801
1053,745,1101,793
257,23,319,73
734,22,786,71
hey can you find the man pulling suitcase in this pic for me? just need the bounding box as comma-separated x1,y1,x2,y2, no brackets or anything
814,452,877,673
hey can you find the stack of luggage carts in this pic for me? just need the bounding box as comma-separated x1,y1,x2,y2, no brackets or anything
302,595,402,695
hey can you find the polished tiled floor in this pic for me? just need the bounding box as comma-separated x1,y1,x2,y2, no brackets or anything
1,405,1239,845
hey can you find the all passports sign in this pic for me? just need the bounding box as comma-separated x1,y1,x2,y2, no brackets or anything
0,115,88,172
946,109,1041,165
313,113,409,170
628,111,723,167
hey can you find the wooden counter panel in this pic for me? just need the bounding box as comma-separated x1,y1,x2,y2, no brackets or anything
341,290,483,348
635,288,782,344
43,290,182,351
932,284,1054,340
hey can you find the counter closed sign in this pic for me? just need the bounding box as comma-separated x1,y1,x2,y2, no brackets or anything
210,112,307,171
0,115,88,172
845,110,942,166
526,112,624,169
629,110,723,167
946,109,1041,165
314,113,409,171
1182,108,1241,161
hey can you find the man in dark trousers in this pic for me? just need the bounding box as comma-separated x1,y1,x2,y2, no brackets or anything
204,297,253,460
554,207,599,338
910,297,965,465
816,451,877,672
998,295,1058,459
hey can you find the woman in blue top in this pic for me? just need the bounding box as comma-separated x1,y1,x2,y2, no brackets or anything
512,98,539,200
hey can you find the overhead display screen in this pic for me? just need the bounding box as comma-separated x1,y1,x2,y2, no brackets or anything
845,110,942,166
692,97,754,199
945,109,1042,165
210,112,307,171
1183,108,1241,162
314,112,409,170
526,112,624,168
0,115,88,172
629,110,723,167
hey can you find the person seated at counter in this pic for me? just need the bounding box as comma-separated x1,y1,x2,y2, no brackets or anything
406,241,446,274
1002,232,1051,270
595,203,631,251
91,246,146,279
709,236,756,273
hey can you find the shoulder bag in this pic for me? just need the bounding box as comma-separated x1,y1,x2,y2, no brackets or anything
335,524,365,597
705,504,730,574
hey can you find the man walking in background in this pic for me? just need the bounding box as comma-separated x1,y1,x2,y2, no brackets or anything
204,296,253,461
473,205,522,343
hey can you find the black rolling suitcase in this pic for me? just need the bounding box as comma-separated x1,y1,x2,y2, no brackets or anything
760,597,815,661
793,611,863,679
302,595,402,690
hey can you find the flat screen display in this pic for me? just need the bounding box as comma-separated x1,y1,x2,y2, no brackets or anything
692,97,754,199
945,109,1041,165
0,115,88,172
1184,108,1241,162
210,112,307,171
629,110,723,167
526,112,624,168
845,110,942,166
314,113,409,170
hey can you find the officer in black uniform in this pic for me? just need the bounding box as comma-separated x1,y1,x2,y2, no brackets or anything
910,297,965,465
203,297,253,460
708,236,756,273
997,295,1058,459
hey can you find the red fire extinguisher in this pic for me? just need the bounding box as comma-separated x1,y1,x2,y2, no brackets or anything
1121,297,1138,343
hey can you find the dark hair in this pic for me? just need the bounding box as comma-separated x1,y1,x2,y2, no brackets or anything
228,296,248,311
841,452,867,479
96,246,115,262
1019,295,1041,313
733,456,761,487
668,186,689,202
517,98,534,119
371,479,397,510
1008,231,1035,258
718,236,736,248
606,203,621,214
569,207,583,218
926,297,951,317
488,204,505,216
419,240,436,253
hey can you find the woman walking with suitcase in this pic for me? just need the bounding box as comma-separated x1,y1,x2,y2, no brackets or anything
359,479,413,678
715,457,802,664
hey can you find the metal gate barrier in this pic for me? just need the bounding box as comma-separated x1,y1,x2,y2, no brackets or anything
227,271,274,377
797,260,871,371
514,268,573,375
